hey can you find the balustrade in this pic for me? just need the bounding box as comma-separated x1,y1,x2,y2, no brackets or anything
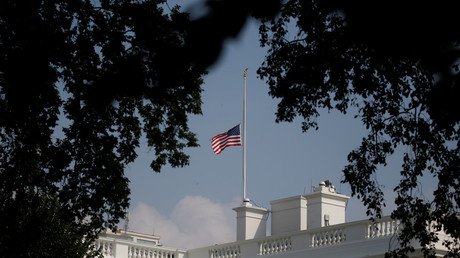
367,219,399,239
209,245,241,258
128,246,176,258
95,240,114,257
258,237,292,255
311,228,346,247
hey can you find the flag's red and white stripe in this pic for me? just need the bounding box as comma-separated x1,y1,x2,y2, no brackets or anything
211,125,241,154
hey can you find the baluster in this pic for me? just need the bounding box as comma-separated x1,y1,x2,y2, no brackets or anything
384,221,390,236
371,223,376,238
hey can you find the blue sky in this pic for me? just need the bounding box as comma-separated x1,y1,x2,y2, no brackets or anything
123,2,436,249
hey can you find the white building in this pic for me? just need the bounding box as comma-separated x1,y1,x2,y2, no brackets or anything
95,181,449,258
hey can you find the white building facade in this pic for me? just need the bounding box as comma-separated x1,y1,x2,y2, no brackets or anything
96,182,449,258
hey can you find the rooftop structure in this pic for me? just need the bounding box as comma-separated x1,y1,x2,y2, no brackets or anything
96,181,449,258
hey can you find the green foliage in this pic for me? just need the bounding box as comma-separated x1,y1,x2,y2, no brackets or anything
0,193,93,257
0,0,205,256
257,0,460,256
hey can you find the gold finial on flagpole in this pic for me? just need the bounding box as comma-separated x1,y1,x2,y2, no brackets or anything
243,68,248,77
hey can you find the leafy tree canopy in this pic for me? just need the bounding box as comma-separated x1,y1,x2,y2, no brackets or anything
0,0,283,255
0,0,206,256
257,0,460,256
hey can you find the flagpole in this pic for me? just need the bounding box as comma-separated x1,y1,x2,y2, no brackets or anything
243,68,249,206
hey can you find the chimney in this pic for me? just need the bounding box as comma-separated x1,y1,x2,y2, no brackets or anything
269,180,350,235
270,195,307,235
305,180,349,229
233,202,268,241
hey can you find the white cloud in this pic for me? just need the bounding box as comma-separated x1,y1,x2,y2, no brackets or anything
129,196,238,249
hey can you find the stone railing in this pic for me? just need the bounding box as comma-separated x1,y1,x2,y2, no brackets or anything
367,219,400,239
310,227,346,247
209,244,241,258
95,236,186,258
187,216,401,258
128,245,178,258
95,239,115,257
258,236,292,255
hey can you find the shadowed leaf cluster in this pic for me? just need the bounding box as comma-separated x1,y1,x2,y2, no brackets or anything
257,0,460,256
0,0,205,256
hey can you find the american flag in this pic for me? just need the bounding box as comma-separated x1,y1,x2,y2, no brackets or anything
211,124,242,154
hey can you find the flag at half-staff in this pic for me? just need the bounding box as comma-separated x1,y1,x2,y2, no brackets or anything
211,68,249,205
211,124,241,154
